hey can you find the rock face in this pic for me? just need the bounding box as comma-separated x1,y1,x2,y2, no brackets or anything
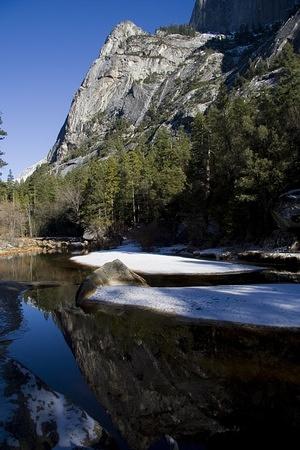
190,0,299,33
45,4,300,173
47,22,226,165
15,158,47,182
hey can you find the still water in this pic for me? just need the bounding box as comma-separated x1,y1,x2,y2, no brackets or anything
0,253,126,447
0,252,299,450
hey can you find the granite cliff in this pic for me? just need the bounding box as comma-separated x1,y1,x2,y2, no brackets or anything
48,22,223,169
190,0,299,33
45,3,300,175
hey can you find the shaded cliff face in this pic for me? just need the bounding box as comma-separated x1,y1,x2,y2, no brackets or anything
56,305,300,450
190,0,299,33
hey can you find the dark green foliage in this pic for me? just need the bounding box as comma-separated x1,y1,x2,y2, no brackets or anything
0,115,7,176
3,44,300,244
157,24,196,37
4,128,190,238
186,44,300,242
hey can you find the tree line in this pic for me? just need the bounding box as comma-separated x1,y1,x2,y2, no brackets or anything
1,43,299,246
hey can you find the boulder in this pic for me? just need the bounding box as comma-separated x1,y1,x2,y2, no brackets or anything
76,259,148,307
273,189,300,230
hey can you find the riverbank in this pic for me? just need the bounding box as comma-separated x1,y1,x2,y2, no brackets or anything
0,237,89,258
158,244,300,266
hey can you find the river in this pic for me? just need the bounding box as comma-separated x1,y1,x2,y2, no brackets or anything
0,252,299,450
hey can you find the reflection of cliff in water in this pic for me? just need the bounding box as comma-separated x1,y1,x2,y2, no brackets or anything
0,282,24,343
56,304,300,450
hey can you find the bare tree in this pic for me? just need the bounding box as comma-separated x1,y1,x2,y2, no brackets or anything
60,184,83,225
0,201,27,238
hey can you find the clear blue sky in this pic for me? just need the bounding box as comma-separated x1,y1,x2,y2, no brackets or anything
0,0,195,178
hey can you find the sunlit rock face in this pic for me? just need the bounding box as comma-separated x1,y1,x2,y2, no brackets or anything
47,21,224,164
47,3,300,172
190,0,299,33
76,259,148,308
57,306,300,450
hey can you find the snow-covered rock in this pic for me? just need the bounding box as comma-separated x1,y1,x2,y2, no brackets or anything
238,250,300,266
16,158,47,183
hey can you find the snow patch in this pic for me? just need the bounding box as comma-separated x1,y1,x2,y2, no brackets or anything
16,158,47,183
72,248,261,275
17,363,101,447
90,284,300,328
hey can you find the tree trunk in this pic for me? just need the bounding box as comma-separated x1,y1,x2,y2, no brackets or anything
132,185,136,225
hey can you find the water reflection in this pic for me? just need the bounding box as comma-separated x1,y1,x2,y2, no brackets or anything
55,302,300,450
1,253,300,450
0,253,91,283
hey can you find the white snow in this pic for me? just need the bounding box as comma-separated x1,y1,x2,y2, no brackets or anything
18,363,101,447
72,247,261,275
15,158,47,183
90,284,300,328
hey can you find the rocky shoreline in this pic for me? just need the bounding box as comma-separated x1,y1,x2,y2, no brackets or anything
165,244,300,268
0,237,90,258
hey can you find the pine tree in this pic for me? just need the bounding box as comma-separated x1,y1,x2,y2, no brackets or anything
7,169,14,183
0,115,7,177
6,169,15,202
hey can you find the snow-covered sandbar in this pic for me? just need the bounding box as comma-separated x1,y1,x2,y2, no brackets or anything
71,248,261,275
89,284,300,328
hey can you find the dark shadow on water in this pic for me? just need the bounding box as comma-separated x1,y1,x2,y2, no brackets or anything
56,301,300,450
141,270,266,287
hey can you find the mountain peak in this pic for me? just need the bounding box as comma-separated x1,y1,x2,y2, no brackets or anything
100,20,147,58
